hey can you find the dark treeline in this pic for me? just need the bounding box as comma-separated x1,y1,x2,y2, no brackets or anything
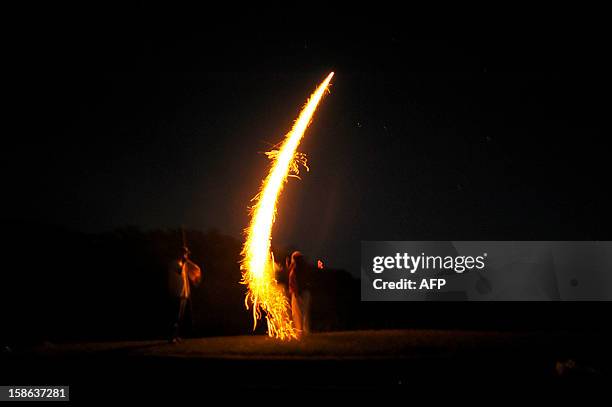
1,221,359,345
1,221,608,347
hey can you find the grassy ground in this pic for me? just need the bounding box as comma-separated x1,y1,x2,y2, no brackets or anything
2,329,610,399
27,329,598,360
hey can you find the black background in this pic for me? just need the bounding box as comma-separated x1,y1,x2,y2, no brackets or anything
6,10,610,273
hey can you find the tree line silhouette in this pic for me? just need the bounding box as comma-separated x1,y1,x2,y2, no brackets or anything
1,220,605,347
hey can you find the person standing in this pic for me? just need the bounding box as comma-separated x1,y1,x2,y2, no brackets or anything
168,246,201,343
288,251,311,337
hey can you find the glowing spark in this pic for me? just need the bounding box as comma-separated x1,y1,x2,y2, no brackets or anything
241,72,334,340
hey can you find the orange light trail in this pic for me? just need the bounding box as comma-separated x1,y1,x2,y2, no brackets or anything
240,72,334,340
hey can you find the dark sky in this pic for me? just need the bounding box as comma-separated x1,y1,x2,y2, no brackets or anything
5,15,610,274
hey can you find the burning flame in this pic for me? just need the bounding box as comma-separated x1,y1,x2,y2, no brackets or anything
241,72,334,340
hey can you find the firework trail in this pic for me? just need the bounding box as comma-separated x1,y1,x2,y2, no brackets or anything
241,72,334,340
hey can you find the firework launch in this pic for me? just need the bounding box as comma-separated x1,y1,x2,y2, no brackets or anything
240,72,334,340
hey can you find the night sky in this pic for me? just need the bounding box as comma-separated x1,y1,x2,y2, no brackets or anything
6,17,609,274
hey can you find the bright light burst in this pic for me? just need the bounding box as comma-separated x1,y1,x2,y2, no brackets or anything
240,72,334,340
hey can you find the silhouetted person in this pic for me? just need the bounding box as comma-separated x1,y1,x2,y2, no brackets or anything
168,246,201,343
288,251,311,337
